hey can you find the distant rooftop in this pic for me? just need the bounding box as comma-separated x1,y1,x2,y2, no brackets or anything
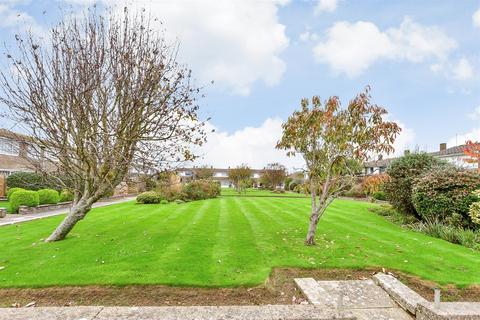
364,143,467,168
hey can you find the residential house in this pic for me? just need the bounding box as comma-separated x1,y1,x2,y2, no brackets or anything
363,143,475,175
176,167,263,188
0,129,36,197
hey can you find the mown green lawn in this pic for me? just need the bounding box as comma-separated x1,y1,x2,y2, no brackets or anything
221,188,306,197
0,200,10,213
0,197,478,288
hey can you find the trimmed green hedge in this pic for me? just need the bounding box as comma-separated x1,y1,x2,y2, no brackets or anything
59,189,74,202
10,190,40,213
37,189,60,205
136,191,161,204
6,187,25,201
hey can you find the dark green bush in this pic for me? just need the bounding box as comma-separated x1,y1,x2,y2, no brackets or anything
6,187,25,201
136,191,161,204
10,190,40,213
37,189,60,205
6,172,56,191
181,179,220,201
412,166,480,228
59,189,74,202
372,191,386,201
384,153,447,217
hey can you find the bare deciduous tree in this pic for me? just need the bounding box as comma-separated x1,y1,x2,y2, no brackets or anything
0,8,207,242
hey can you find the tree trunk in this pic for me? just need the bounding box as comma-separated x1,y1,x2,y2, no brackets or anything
305,211,319,245
45,201,91,242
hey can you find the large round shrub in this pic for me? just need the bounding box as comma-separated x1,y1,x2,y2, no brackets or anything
10,190,40,213
412,166,480,228
37,189,60,205
6,187,26,201
181,180,221,201
59,189,74,202
136,191,161,204
384,153,447,217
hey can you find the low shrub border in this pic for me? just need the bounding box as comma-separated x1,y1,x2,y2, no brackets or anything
38,189,60,205
370,204,480,251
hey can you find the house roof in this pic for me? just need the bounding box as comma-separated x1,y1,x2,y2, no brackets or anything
364,157,398,168
177,167,264,174
364,144,468,169
429,145,466,157
0,128,31,142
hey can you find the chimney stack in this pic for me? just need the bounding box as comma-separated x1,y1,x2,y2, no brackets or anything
440,143,447,152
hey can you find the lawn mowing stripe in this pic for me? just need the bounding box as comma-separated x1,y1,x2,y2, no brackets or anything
317,208,480,281
326,207,480,263
255,198,309,224
237,197,310,267
155,200,212,259
242,197,298,228
215,197,270,286
209,197,231,284
232,197,270,264
156,199,224,285
209,197,263,286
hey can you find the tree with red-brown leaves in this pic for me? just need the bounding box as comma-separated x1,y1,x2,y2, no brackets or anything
277,88,401,245
464,141,480,172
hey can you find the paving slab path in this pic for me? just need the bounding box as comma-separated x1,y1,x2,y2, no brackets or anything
0,305,355,320
0,196,136,227
295,277,414,320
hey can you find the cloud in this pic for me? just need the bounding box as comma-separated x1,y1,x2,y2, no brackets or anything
430,57,475,81
448,128,480,146
0,2,45,36
86,0,289,95
391,120,415,156
313,17,456,77
314,0,338,15
473,8,480,28
195,118,304,170
468,106,480,120
452,58,474,80
313,21,392,77
299,30,319,42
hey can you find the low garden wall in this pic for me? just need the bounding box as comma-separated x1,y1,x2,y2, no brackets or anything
17,193,136,215
18,202,72,215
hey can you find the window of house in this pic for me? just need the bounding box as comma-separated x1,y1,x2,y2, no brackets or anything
0,138,19,156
